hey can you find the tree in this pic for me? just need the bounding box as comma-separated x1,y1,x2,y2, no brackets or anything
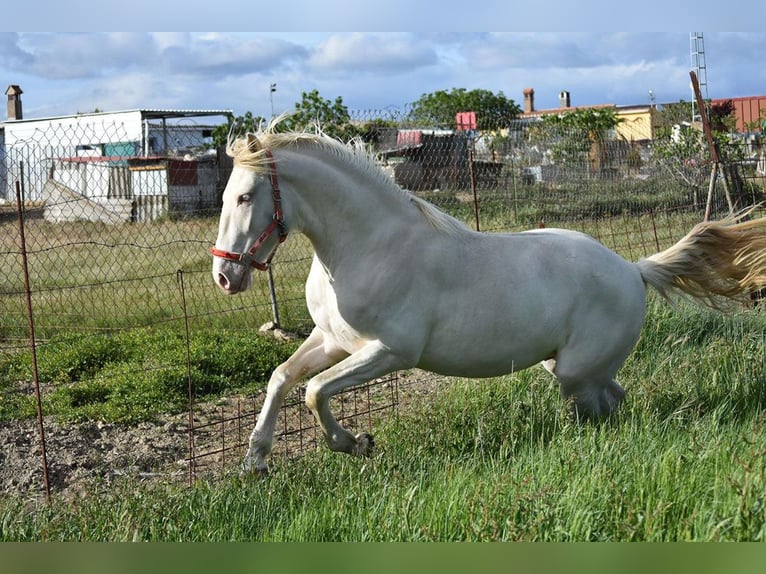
357,117,400,145
652,119,708,203
210,91,398,150
651,98,742,206
709,100,736,133
280,89,361,141
211,111,264,148
528,107,622,172
407,88,521,131
655,100,693,127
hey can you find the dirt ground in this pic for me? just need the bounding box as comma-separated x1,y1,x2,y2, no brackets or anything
0,371,440,501
0,411,192,500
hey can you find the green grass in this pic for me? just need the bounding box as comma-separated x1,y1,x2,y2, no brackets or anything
1,298,764,541
0,327,300,424
0,217,313,346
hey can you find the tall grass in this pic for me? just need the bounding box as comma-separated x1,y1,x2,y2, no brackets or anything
2,298,764,541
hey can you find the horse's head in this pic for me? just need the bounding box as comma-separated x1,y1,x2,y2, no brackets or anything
211,134,287,294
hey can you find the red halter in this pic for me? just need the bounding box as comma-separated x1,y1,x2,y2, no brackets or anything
209,150,288,271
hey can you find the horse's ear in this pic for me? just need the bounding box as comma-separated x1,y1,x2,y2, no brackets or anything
246,133,262,154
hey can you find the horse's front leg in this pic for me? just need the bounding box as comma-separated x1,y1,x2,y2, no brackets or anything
243,327,346,475
304,340,409,457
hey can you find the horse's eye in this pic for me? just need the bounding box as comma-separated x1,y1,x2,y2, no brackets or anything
238,194,252,206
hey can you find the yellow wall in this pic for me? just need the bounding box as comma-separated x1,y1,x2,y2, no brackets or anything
615,108,658,142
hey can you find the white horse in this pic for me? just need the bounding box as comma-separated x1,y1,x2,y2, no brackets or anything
211,121,766,475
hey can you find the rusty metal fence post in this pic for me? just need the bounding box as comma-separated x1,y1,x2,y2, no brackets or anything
15,180,51,503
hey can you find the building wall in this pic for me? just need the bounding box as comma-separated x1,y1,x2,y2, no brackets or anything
2,111,220,214
615,108,657,142
716,95,766,133
2,111,140,201
52,159,125,200
2,110,144,148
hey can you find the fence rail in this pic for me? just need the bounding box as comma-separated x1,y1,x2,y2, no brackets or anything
2,111,764,499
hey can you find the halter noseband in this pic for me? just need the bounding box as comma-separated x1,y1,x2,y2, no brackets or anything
209,150,288,271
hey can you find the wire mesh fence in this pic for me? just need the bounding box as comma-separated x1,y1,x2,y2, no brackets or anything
186,372,400,483
1,108,765,499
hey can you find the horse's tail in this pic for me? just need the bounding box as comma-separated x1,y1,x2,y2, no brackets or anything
636,207,766,309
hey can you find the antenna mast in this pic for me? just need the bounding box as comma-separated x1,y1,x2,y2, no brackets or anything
690,32,708,123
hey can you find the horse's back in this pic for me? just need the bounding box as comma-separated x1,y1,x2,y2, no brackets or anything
413,227,647,377
464,227,642,293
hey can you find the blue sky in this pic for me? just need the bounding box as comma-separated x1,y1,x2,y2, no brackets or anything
4,32,765,122
3,5,765,122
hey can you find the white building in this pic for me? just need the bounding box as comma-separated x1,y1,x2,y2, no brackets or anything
1,85,232,222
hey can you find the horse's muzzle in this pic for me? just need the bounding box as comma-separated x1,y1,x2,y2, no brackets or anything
213,261,252,294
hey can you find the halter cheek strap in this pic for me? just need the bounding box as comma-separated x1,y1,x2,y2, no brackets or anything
210,150,288,271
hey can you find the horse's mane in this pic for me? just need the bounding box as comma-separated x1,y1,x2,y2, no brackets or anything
227,114,469,236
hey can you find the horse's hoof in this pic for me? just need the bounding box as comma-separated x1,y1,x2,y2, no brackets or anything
241,457,269,478
354,432,375,457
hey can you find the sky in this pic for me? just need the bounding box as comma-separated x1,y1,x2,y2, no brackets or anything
3,28,765,124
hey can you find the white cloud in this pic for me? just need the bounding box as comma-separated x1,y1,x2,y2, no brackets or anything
1,33,308,82
3,32,765,120
150,32,192,50
308,33,437,74
157,34,308,78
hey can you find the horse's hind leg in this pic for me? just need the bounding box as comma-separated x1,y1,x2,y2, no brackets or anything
550,337,635,420
557,375,626,421
541,354,625,419
551,296,644,420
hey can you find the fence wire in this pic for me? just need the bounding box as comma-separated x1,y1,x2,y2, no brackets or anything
1,110,765,498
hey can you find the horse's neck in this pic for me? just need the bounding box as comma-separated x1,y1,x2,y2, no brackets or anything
283,147,416,260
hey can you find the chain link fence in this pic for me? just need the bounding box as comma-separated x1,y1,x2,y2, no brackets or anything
2,109,764,498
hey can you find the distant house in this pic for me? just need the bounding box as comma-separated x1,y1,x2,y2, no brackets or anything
379,129,503,192
711,94,766,133
1,86,231,222
519,88,660,143
520,88,766,138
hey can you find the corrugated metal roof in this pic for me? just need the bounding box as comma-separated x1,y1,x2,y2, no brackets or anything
136,109,233,120
3,108,233,124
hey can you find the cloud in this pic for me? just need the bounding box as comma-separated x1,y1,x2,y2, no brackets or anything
454,33,687,71
157,34,308,78
0,33,35,70
83,73,187,111
308,33,437,75
9,33,155,80
458,33,599,69
1,33,308,82
3,32,765,121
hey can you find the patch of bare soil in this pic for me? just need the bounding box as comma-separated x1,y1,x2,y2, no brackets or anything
0,414,190,501
0,371,443,501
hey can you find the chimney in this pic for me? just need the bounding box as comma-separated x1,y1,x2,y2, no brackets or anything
559,90,571,108
6,85,23,120
523,88,535,113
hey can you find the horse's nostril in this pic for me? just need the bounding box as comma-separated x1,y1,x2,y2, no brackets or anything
217,273,230,290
